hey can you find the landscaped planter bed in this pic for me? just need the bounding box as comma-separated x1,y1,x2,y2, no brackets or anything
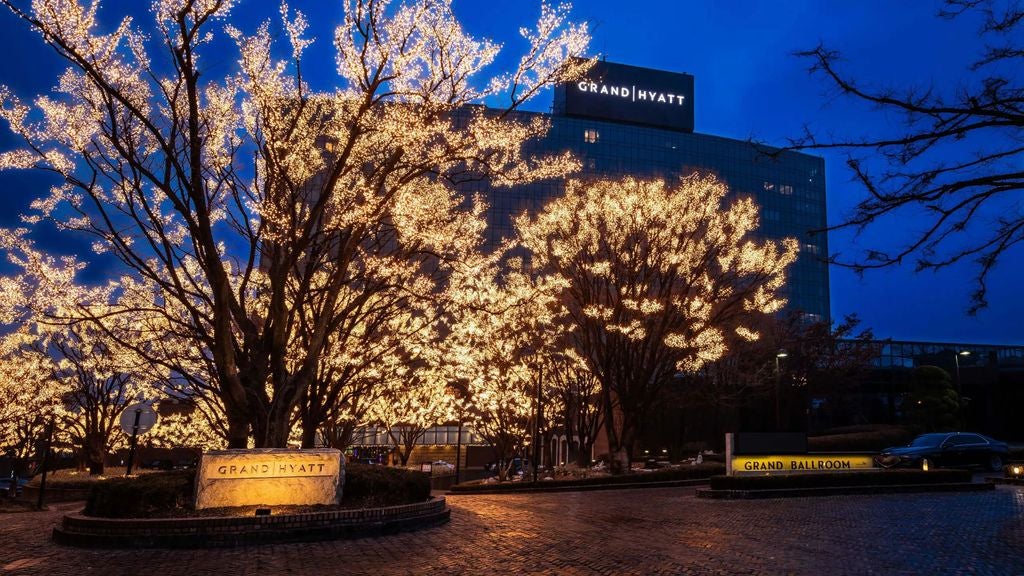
449,463,724,494
53,497,450,548
697,469,992,499
49,463,447,547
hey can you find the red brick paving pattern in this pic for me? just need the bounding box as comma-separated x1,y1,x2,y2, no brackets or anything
2,486,1023,575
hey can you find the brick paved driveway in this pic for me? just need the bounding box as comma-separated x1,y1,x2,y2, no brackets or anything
2,486,1023,575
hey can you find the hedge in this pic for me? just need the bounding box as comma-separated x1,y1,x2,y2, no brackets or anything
342,463,431,508
807,425,918,452
450,463,724,493
85,470,194,518
709,469,971,491
84,463,431,518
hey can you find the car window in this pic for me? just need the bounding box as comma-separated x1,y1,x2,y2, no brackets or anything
957,434,986,445
910,434,946,447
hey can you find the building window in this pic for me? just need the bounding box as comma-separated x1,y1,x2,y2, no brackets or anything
802,243,820,255
779,184,794,195
763,181,775,191
584,129,599,143
586,158,597,170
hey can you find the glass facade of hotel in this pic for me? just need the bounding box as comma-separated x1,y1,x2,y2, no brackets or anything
840,340,1024,439
469,111,830,322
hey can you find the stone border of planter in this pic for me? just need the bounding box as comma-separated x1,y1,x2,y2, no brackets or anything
696,482,994,500
52,497,449,548
985,476,1024,486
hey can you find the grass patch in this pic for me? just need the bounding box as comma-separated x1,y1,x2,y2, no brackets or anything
451,463,724,493
709,469,971,491
26,467,163,490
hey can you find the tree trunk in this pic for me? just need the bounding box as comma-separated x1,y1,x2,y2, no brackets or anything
603,406,637,475
300,418,318,449
83,433,105,476
225,408,251,449
575,440,593,468
608,447,629,475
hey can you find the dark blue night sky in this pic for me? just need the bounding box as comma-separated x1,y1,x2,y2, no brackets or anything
0,0,1019,344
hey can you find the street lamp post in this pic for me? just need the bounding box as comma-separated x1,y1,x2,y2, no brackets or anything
533,361,543,483
775,350,788,430
954,350,971,394
954,350,971,426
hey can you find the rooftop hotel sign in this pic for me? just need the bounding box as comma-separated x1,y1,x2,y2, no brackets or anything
194,448,343,509
555,60,695,132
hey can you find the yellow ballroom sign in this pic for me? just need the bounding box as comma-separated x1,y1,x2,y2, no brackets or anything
730,454,876,475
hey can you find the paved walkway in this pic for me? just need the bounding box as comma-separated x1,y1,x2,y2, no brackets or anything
2,486,1023,575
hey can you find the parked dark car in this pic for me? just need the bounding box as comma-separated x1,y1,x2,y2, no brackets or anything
875,432,1008,471
141,459,175,470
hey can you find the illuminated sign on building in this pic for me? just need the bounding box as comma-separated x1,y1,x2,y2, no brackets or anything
555,60,695,132
575,81,688,106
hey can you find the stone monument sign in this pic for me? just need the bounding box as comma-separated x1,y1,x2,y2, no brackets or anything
194,448,344,509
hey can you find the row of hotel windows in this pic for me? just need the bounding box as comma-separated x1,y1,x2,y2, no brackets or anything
350,425,485,447
579,128,820,185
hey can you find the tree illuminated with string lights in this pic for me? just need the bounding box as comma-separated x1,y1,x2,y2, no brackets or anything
517,174,799,473
0,0,592,448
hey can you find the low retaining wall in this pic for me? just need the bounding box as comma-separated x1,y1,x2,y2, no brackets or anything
53,497,449,548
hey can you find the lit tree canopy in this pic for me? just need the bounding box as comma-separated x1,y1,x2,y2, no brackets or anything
517,174,799,472
0,0,592,447
0,329,59,459
441,252,565,478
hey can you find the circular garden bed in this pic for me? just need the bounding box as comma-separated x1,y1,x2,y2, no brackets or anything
50,463,449,548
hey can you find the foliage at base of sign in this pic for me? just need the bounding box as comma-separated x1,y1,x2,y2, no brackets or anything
85,470,194,518
710,469,971,491
341,463,431,508
451,463,725,492
83,465,430,518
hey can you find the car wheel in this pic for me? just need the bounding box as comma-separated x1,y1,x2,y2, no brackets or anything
989,454,1004,472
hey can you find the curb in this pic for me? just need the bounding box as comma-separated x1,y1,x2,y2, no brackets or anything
695,482,995,500
984,477,1024,486
448,477,712,495
52,497,450,548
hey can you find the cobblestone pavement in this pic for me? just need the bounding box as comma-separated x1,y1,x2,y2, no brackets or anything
3,486,1024,575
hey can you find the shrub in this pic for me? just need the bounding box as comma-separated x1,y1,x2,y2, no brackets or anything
808,425,918,452
342,463,431,508
709,469,971,491
85,470,194,518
